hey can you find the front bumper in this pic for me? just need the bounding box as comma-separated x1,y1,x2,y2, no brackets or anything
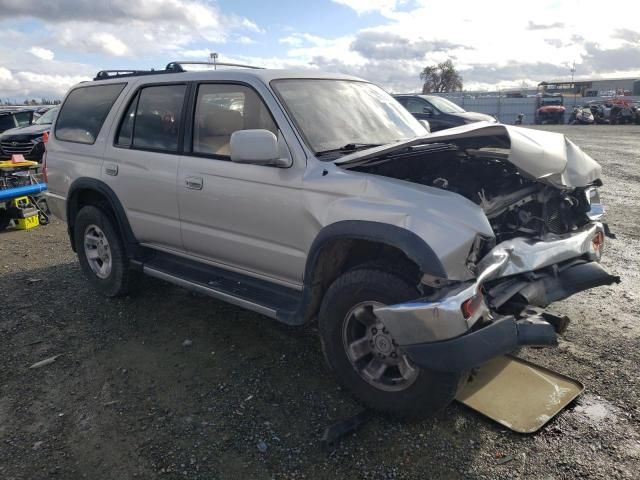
374,222,620,373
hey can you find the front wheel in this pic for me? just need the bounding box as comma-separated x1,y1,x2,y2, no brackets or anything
319,268,467,418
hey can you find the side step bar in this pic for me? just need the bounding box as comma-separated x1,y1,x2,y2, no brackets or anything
140,252,302,324
144,267,278,318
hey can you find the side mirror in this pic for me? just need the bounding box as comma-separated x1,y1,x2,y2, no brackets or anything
230,129,290,167
422,106,434,116
419,119,431,133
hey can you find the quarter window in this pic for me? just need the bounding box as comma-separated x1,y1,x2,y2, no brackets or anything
193,84,276,157
117,84,186,152
55,83,126,144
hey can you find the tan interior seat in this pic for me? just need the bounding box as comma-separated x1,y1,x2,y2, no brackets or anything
195,106,243,156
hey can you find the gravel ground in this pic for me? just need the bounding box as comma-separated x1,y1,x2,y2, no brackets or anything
0,125,638,479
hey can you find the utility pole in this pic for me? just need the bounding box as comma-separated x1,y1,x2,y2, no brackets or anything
570,61,576,107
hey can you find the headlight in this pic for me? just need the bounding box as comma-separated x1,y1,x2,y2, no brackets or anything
585,187,605,220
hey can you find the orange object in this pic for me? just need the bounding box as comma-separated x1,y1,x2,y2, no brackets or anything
11,154,26,164
42,131,49,143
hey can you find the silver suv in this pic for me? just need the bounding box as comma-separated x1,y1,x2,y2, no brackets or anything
45,62,618,417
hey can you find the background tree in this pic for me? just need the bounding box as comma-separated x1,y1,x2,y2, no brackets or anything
420,60,463,93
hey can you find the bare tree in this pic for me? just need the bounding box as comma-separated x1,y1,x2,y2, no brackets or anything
420,60,463,93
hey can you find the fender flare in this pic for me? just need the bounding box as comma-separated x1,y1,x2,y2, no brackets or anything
66,177,139,255
279,220,447,325
304,220,447,280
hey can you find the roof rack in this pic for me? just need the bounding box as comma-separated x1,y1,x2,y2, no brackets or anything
93,69,174,81
165,61,264,71
94,60,263,81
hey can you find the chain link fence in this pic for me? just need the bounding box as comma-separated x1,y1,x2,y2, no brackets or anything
431,94,640,125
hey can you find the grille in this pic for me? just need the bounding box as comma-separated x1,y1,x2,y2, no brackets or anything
545,200,573,234
1,140,34,155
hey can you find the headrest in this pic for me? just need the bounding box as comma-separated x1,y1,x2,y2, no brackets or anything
200,106,243,136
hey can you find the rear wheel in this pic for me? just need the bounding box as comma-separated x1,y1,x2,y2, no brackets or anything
319,268,467,417
0,206,11,231
74,205,133,297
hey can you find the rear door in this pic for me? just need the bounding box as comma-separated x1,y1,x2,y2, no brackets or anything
102,83,187,251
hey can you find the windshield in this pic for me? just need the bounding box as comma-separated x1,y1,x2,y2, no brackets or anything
271,79,426,154
423,96,465,113
35,107,58,125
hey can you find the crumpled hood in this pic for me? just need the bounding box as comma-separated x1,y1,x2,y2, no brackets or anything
455,111,497,123
335,122,601,188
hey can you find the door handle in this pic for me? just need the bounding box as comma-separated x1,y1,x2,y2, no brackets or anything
185,176,203,190
104,163,118,176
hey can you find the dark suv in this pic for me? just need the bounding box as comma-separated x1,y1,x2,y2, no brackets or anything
0,107,58,161
394,94,496,132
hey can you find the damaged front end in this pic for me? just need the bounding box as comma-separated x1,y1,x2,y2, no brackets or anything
375,222,619,372
337,124,620,372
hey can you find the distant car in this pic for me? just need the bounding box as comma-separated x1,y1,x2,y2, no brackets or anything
393,94,497,131
0,108,34,135
534,94,565,125
0,107,58,161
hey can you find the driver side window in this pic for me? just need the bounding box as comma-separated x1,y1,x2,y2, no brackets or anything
406,98,435,115
193,84,277,158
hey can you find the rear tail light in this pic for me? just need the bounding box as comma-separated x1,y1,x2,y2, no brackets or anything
42,134,49,183
461,292,484,319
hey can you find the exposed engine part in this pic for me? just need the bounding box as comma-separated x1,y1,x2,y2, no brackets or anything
351,144,593,243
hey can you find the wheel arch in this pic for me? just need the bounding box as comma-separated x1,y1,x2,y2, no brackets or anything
66,178,139,257
280,220,447,325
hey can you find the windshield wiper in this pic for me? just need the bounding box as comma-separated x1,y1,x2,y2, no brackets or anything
316,143,382,156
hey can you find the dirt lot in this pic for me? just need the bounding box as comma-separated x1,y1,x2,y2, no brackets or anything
1,125,639,479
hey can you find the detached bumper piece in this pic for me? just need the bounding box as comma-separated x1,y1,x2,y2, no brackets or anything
402,313,559,373
517,261,620,308
455,355,584,433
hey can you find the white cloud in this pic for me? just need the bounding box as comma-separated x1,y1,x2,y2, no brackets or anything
89,33,129,56
332,0,399,15
285,0,640,91
236,36,256,45
0,66,13,81
1,0,262,57
28,46,54,60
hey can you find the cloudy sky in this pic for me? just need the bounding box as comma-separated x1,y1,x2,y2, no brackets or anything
1,0,639,100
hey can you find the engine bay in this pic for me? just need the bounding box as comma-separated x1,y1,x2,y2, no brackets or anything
348,143,593,244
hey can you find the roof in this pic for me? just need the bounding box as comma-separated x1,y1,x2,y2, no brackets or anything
85,68,365,89
0,107,32,115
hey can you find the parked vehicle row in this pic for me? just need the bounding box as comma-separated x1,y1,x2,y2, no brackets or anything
0,107,58,161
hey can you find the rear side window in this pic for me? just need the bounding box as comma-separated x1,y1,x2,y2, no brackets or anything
116,84,186,152
55,83,125,144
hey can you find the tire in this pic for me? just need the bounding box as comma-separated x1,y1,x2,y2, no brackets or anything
0,206,11,231
319,268,467,418
74,205,133,297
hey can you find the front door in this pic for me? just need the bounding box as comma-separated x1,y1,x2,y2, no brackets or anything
178,82,307,286
402,97,449,131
